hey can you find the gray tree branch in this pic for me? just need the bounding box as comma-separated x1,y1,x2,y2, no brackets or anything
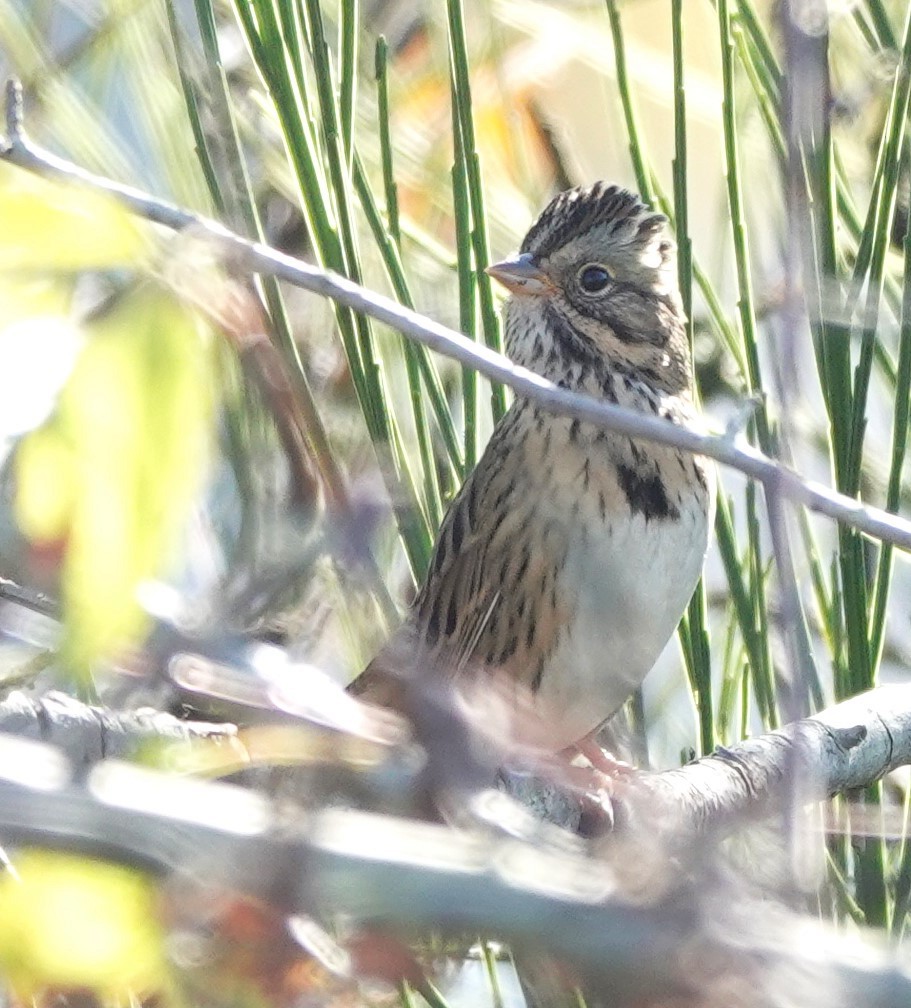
0,689,236,764
636,683,911,838
3,79,911,552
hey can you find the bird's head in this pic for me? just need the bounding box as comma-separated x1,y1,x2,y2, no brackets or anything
487,182,691,393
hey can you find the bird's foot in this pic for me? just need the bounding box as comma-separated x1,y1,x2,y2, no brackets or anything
571,736,637,780
559,737,641,837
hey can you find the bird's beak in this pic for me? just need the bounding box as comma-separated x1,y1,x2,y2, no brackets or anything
485,253,555,297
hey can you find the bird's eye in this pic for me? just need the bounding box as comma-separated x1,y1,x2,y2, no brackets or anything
578,264,613,293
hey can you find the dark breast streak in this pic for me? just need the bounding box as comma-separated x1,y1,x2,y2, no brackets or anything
615,463,679,521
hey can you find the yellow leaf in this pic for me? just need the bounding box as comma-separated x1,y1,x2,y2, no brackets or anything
0,163,149,271
14,282,216,672
13,426,76,542
0,850,168,997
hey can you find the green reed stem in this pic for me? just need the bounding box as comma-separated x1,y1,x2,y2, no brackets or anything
828,5,911,704
860,0,897,49
354,175,440,532
480,941,505,1008
447,0,506,421
607,1,745,376
736,0,904,393
365,42,465,491
747,481,778,728
717,0,769,450
171,0,400,619
846,2,911,501
605,0,651,201
714,495,773,727
354,156,464,526
671,0,691,333
669,0,713,752
338,0,357,163
374,37,400,246
869,212,911,670
453,152,479,474
238,0,432,582
166,0,225,216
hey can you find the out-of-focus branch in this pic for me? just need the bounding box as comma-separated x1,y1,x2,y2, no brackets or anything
0,730,910,1007
2,573,911,1005
3,79,911,552
3,579,911,835
2,670,911,841
0,689,236,765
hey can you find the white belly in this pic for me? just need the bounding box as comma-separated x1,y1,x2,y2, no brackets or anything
534,492,710,750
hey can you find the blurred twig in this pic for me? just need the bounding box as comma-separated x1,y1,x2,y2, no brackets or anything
4,569,911,1002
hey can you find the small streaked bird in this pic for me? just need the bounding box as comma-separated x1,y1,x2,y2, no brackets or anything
355,181,714,761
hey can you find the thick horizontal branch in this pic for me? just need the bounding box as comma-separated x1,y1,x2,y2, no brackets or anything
636,684,911,838
3,682,911,836
3,80,911,551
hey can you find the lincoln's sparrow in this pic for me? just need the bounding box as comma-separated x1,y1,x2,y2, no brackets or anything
355,182,714,758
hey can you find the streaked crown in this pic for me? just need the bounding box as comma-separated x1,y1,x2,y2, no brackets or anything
523,183,663,255
522,182,677,298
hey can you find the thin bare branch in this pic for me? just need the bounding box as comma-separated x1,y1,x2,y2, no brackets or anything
4,79,911,550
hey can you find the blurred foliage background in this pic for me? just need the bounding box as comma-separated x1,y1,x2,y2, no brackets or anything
3,0,911,1004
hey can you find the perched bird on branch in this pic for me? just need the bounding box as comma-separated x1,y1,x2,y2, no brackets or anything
354,182,714,769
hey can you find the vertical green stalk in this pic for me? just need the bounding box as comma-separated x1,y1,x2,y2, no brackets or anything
604,0,651,202
352,162,462,483
607,0,744,378
480,941,505,1008
717,0,769,450
736,0,905,397
869,217,911,668
238,0,432,581
714,498,775,728
374,37,399,246
166,0,226,217
446,0,507,421
890,784,911,938
860,0,897,50
670,0,691,334
846,6,911,502
746,481,778,729
367,39,467,527
453,149,479,474
669,0,712,753
338,0,357,163
353,164,442,531
171,0,400,619
735,0,782,92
